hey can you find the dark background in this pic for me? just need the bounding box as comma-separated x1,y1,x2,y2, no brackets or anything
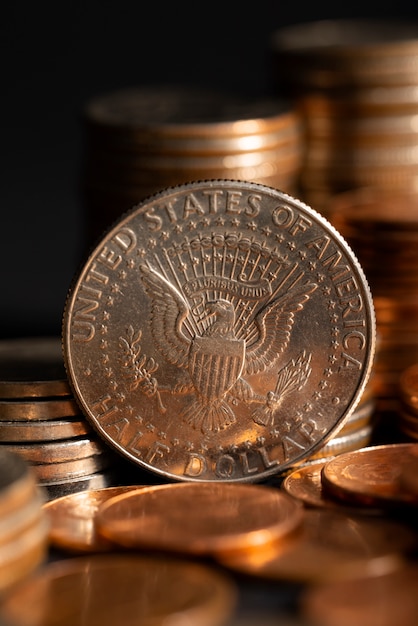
2,1,418,340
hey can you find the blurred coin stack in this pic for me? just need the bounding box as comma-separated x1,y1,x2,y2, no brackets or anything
0,337,121,501
0,447,49,597
81,84,303,246
269,18,418,214
326,188,418,423
398,362,418,441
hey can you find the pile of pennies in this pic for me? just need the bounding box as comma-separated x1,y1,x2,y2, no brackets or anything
80,85,304,247
269,18,418,214
0,337,122,501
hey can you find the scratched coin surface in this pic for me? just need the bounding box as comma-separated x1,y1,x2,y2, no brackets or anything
62,179,376,482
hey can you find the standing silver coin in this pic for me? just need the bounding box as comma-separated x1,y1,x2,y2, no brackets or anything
62,180,376,482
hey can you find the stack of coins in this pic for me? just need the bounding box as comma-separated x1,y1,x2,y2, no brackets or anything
0,447,49,597
269,18,418,214
326,188,418,418
81,84,303,246
0,337,121,500
398,362,418,441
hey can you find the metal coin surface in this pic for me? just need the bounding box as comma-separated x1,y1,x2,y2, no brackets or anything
95,481,304,556
218,508,415,583
0,553,238,626
43,485,147,553
301,563,418,626
5,437,107,464
62,180,376,482
321,443,418,508
0,417,91,442
0,397,79,421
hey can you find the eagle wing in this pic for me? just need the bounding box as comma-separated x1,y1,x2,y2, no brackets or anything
245,280,318,376
139,264,192,368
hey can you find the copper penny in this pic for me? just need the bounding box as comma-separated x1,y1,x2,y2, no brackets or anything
301,563,418,626
321,443,418,508
62,180,376,482
0,553,237,626
95,481,305,556
219,507,416,583
43,485,147,553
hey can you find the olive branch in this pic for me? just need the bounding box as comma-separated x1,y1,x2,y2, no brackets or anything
119,325,166,413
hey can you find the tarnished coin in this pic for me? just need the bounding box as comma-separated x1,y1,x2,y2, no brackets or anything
43,485,147,553
0,553,238,626
321,443,418,508
0,417,91,442
95,482,305,557
0,397,79,421
5,437,107,464
62,180,376,481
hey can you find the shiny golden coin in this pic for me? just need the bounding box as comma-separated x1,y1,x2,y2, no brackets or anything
321,443,418,508
0,396,79,421
96,482,305,556
0,417,91,442
43,485,147,553
219,508,415,583
301,563,418,626
63,179,376,482
0,336,70,399
0,553,238,626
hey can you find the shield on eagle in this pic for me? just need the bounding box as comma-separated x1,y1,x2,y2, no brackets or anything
188,335,245,402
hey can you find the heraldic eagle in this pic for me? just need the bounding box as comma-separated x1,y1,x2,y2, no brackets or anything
139,264,317,434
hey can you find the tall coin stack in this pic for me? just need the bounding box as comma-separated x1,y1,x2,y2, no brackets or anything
326,188,418,428
81,84,303,247
269,18,418,214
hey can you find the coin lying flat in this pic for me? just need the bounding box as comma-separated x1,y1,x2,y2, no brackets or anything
5,437,107,464
0,417,91,442
0,397,79,421
0,553,238,626
218,507,416,583
321,443,418,508
95,481,304,557
62,180,376,482
300,563,418,626
43,485,147,553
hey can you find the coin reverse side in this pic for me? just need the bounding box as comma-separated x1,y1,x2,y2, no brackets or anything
62,180,375,481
